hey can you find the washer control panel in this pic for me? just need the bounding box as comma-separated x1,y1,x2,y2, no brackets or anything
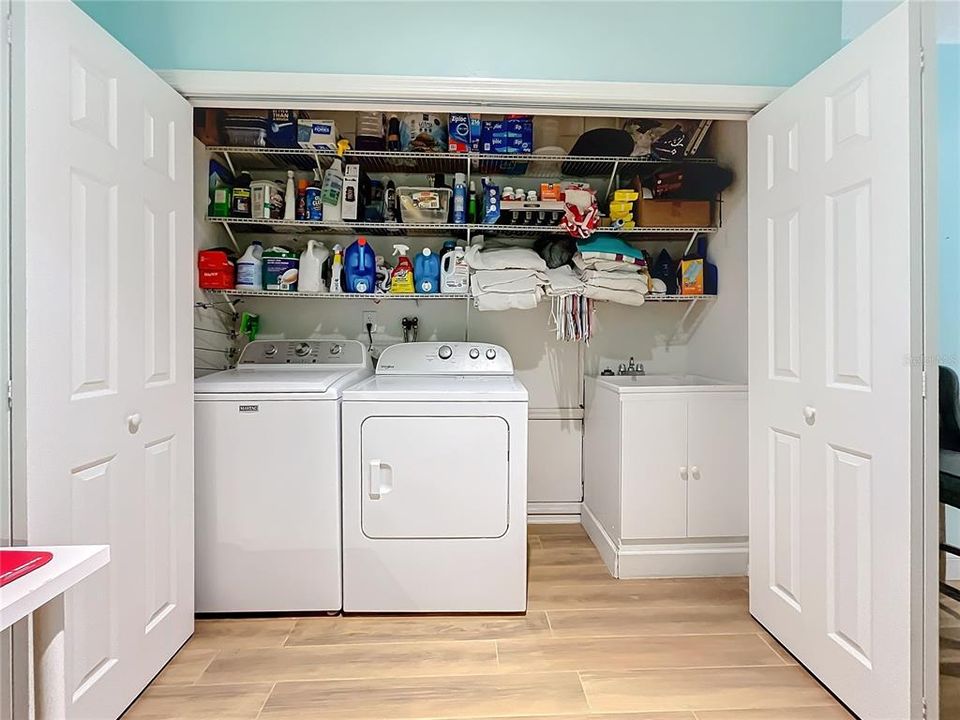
376,342,513,375
238,339,368,367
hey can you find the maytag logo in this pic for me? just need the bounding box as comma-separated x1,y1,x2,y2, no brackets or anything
238,404,259,413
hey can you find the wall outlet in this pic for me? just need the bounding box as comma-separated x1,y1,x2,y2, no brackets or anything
362,311,377,333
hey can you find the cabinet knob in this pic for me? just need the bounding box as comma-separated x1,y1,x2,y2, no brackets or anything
803,405,817,424
126,413,142,434
680,466,689,480
690,465,701,479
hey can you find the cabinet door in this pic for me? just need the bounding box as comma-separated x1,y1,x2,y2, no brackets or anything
621,396,688,539
687,393,748,537
528,419,582,503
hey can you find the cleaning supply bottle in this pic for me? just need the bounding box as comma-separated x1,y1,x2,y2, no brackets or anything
343,237,376,293
329,244,344,294
235,240,264,290
468,181,478,223
283,170,297,220
212,175,231,217
298,239,329,293
321,149,345,223
296,178,309,220
389,244,415,294
414,248,440,293
441,246,469,294
231,171,252,218
306,169,323,221
384,180,398,222
452,172,467,224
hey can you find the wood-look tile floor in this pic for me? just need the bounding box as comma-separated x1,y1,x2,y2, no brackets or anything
124,524,851,720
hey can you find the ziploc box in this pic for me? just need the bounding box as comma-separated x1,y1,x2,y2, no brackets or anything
297,119,338,150
448,114,471,153
470,116,482,152
480,119,533,154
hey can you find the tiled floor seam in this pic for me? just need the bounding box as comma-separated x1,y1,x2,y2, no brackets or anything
253,681,276,720
755,631,793,665
192,649,219,685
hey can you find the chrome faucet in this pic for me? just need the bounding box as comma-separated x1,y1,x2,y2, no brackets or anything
618,357,645,376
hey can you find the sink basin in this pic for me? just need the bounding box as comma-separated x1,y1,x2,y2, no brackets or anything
592,374,746,393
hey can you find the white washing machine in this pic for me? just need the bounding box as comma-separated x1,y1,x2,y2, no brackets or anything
341,341,528,613
194,339,371,613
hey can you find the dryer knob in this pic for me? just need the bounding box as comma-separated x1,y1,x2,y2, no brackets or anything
469,348,480,359
295,342,311,357
330,344,343,356
485,348,497,360
438,345,453,360
264,344,278,358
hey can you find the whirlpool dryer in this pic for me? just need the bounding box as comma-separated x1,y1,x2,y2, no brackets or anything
194,339,371,613
341,342,528,612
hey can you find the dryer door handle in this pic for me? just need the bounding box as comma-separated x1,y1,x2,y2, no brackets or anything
368,460,393,500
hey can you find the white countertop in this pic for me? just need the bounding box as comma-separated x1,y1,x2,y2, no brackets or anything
590,374,747,394
1,545,110,630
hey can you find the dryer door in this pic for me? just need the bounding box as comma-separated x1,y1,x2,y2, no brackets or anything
361,415,509,538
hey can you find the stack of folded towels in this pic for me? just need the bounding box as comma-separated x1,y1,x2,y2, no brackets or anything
573,237,652,306
467,238,548,311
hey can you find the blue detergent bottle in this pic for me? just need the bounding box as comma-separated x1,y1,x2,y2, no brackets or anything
343,237,376,293
414,248,440,293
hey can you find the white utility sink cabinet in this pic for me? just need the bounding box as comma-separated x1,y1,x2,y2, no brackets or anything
582,375,747,578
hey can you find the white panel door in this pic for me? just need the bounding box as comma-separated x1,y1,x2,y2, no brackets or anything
361,416,509,538
687,393,748,538
748,4,922,718
17,2,193,718
621,396,687,539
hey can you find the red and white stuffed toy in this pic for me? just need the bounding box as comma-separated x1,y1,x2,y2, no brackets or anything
560,188,599,239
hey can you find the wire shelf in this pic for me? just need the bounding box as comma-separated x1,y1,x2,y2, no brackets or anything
220,289,469,301
643,294,716,302
207,145,717,179
207,216,716,237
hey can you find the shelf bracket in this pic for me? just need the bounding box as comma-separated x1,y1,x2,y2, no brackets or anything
222,150,236,177
219,292,239,315
679,297,698,326
313,152,324,174
603,160,620,204
219,220,240,253
683,231,698,257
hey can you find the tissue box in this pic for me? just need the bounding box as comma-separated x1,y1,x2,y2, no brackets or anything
297,120,338,151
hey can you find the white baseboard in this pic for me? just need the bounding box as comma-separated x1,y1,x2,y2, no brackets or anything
527,502,581,516
617,541,748,578
581,505,746,578
528,514,581,524
581,505,618,577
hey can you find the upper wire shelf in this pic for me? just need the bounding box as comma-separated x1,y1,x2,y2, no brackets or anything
207,145,717,178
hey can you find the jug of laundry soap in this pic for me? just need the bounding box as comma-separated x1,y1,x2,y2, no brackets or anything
298,239,329,293
414,248,440,293
440,246,468,294
235,240,264,290
344,237,376,294
389,244,415,294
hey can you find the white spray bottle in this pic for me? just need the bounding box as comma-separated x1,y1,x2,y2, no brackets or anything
283,170,297,221
329,243,344,293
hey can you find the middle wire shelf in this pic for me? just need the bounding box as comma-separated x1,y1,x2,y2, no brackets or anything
206,216,718,237
216,288,715,303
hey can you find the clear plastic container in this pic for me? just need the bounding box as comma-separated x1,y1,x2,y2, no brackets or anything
397,187,452,224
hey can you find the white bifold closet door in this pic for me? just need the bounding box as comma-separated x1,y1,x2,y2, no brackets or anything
748,3,924,719
16,2,194,718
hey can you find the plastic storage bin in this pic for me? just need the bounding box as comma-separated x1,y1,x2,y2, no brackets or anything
223,116,268,147
397,187,452,224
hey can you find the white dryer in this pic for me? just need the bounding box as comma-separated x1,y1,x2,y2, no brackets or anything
194,339,371,613
341,342,528,613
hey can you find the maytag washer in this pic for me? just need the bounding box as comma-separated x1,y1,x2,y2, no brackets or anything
194,339,371,613
341,342,528,612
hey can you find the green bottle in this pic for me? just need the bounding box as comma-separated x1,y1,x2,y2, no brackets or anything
211,178,231,217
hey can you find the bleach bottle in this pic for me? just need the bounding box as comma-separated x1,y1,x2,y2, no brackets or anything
440,246,468,294
414,248,440,293
235,240,264,290
343,237,376,293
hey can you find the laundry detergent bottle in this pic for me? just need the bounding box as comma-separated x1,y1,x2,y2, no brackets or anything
344,237,376,293
414,247,440,293
235,240,264,290
389,244,415,294
298,239,329,293
440,246,468,294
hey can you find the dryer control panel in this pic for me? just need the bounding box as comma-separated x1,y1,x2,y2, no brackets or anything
376,342,513,375
238,339,368,367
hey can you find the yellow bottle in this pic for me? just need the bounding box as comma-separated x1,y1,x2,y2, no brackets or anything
389,244,416,294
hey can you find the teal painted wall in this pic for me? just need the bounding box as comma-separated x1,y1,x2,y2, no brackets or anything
75,0,843,87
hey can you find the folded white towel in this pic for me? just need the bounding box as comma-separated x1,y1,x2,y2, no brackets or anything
474,289,543,311
584,274,650,293
574,254,643,274
583,286,647,306
471,271,544,295
467,244,547,271
544,266,585,296
579,268,645,282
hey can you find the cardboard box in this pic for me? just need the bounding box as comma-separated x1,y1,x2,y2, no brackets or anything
341,164,361,221
297,120,338,150
636,196,712,228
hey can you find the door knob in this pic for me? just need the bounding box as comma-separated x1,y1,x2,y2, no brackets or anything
127,413,142,434
690,465,701,479
803,406,817,425
680,466,689,480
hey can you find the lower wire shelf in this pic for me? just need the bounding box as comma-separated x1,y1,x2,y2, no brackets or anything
215,289,714,303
